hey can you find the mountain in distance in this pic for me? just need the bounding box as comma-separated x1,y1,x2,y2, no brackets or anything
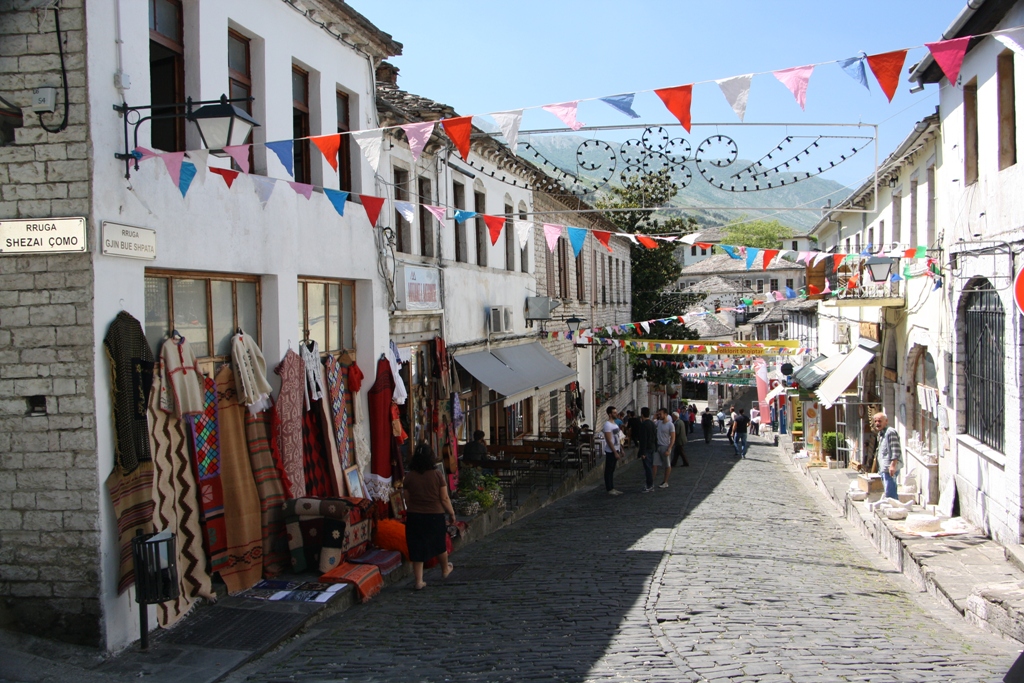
520,134,851,232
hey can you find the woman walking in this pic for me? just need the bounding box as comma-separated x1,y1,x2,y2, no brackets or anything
403,442,457,590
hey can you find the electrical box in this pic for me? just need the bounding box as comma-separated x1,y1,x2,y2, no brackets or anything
31,87,57,113
524,296,559,320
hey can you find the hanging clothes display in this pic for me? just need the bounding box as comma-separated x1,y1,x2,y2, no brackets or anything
162,334,204,416
366,356,396,501
147,361,213,625
324,355,351,469
106,462,155,594
103,311,155,472
213,366,264,594
231,331,274,414
274,349,306,499
300,340,325,409
244,409,289,578
188,375,229,576
302,392,335,498
389,340,408,405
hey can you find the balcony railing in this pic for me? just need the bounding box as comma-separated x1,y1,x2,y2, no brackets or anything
825,264,906,307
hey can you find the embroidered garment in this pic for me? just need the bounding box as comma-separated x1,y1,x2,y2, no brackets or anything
106,461,155,593
319,561,383,602
275,349,306,498
231,331,273,414
299,340,325,410
324,356,351,469
366,357,396,501
346,360,364,393
244,408,289,578
162,335,204,416
148,362,213,626
188,375,228,575
388,340,408,405
214,366,263,594
103,311,155,472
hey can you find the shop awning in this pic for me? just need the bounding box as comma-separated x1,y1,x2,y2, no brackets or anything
792,354,844,391
454,342,576,404
814,339,879,409
764,385,787,402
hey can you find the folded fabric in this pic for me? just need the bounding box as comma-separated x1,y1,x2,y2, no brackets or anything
320,561,383,602
349,548,403,575
373,518,409,561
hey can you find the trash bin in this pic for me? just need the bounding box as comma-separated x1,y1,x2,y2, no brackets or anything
131,530,179,649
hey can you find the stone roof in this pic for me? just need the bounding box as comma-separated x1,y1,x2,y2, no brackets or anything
320,1,402,59
680,275,755,297
746,298,819,325
679,253,804,277
686,314,735,339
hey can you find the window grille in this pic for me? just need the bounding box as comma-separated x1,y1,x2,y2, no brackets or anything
963,281,1004,452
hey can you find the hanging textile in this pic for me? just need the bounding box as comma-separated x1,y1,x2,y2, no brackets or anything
213,365,263,594
346,359,364,392
302,400,334,498
274,349,306,499
267,404,293,496
188,375,229,576
147,362,213,626
162,335,204,416
244,408,290,578
316,369,346,498
366,356,396,501
433,336,451,396
231,331,273,414
324,355,351,469
388,340,408,405
300,340,325,410
103,311,155,473
282,497,373,572
106,462,155,594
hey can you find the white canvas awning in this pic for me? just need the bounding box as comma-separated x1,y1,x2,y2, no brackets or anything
454,342,576,404
814,340,879,409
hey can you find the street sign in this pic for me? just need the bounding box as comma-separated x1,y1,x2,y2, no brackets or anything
1014,267,1024,316
0,217,86,254
102,221,157,260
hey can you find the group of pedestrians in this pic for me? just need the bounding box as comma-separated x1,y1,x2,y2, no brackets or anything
602,405,689,495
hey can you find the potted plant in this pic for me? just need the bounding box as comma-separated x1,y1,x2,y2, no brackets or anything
822,432,839,458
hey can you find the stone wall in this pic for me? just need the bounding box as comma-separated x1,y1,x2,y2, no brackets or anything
0,0,99,646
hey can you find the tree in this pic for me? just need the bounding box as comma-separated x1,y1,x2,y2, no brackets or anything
722,218,795,249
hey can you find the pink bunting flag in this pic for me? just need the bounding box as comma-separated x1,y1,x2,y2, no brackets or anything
773,65,814,110
223,145,251,174
424,205,447,223
160,152,186,186
135,146,159,162
288,182,313,200
542,101,584,131
401,121,435,162
926,36,972,85
543,223,562,252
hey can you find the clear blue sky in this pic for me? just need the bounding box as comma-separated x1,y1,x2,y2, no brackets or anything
354,1,965,190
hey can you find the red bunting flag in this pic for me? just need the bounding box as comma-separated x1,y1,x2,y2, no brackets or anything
359,195,386,226
762,249,778,269
866,50,907,102
210,167,239,188
926,36,971,85
483,215,506,245
311,134,342,171
808,283,821,295
636,235,658,249
904,248,917,258
441,116,473,161
654,84,693,132
593,230,613,252
832,253,845,271
695,242,712,250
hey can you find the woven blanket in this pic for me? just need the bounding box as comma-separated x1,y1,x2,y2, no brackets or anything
148,363,212,627
103,311,154,473
244,408,289,578
302,401,334,498
282,497,374,573
215,366,263,594
324,356,350,469
106,461,155,594
319,561,383,602
275,349,306,498
188,375,228,573
349,548,402,575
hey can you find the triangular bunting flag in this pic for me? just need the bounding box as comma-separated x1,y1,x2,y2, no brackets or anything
160,152,185,186
441,116,473,161
133,146,158,162
812,252,829,266
637,235,658,249
600,94,640,119
210,167,239,188
289,182,313,200
425,205,447,224
594,230,613,253
223,145,251,174
394,200,416,223
838,55,870,91
832,253,845,271
773,65,814,110
695,242,712,250
400,121,434,162
359,195,386,226
995,28,1024,56
762,249,779,269
266,140,294,177
716,75,752,122
514,219,532,250
454,210,476,223
542,101,584,131
721,245,741,259
866,49,907,102
926,36,972,84
822,278,832,294
352,129,383,172
187,149,209,182
324,188,348,217
654,84,693,132
745,247,760,270
483,215,505,245
567,226,587,257
251,175,276,208
311,134,341,171
492,110,523,153
178,161,197,198
543,223,562,252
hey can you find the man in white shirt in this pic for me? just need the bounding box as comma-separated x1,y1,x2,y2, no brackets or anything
653,408,676,488
602,405,625,495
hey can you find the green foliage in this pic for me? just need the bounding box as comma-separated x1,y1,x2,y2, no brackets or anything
457,466,483,493
462,489,493,510
822,432,839,455
722,218,795,249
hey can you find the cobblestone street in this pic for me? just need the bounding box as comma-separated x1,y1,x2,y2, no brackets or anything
236,433,1019,683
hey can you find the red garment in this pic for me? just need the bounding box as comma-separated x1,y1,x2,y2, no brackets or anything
347,362,364,393
368,357,395,483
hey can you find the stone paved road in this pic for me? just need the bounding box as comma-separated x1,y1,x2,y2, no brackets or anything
237,431,1019,682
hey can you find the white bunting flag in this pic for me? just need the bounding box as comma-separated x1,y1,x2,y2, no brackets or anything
514,219,533,250
492,110,524,155
352,129,383,172
716,74,752,122
187,149,209,182
394,200,416,223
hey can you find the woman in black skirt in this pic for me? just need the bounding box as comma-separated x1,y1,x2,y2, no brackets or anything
402,442,457,590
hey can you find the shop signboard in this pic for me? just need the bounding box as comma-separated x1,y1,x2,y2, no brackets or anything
0,217,86,254
101,222,157,260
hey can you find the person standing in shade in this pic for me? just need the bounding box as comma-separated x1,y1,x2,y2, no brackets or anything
732,407,751,458
716,409,726,434
873,412,902,500
404,442,457,590
636,407,658,493
602,405,625,495
625,409,642,449
653,408,676,488
673,410,690,467
750,406,760,436
701,407,715,443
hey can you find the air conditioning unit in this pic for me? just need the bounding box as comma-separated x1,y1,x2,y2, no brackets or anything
835,322,851,346
525,296,559,320
488,306,512,334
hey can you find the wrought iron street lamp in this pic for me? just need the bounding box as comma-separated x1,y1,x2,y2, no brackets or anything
865,256,896,282
565,315,584,335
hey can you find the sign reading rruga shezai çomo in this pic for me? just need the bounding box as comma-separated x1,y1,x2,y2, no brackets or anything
0,217,87,254
101,221,157,260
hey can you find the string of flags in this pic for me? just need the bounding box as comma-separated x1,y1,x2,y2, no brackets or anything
550,335,812,356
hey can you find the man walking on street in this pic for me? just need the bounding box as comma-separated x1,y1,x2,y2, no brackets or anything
602,405,625,495
750,406,760,436
636,407,657,492
732,407,751,458
873,412,902,500
716,409,726,434
653,408,675,488
672,411,690,467
701,407,715,443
